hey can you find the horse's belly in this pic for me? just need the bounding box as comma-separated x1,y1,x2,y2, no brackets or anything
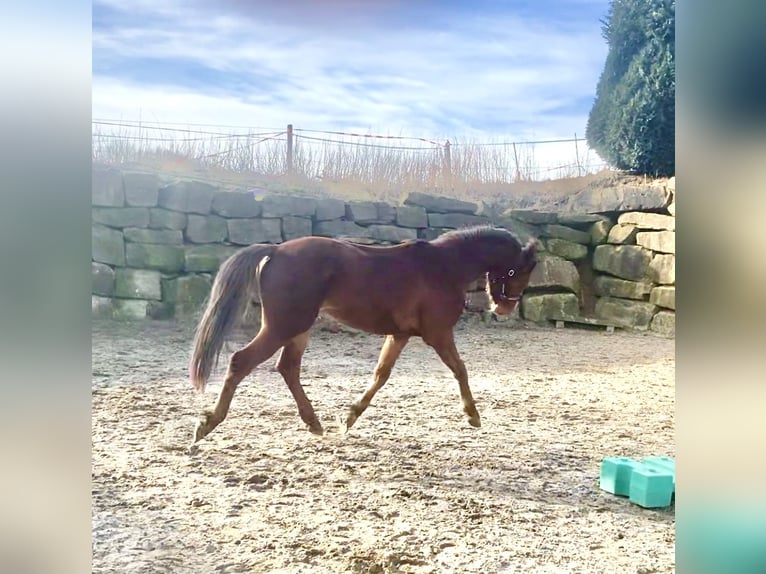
321,305,415,336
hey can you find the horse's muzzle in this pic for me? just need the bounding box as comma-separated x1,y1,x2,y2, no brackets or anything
492,295,520,315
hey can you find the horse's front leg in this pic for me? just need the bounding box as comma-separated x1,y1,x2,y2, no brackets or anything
424,331,481,428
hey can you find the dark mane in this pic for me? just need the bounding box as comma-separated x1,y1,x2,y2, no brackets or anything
432,224,522,247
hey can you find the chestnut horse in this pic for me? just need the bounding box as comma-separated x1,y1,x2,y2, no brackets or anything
189,225,537,443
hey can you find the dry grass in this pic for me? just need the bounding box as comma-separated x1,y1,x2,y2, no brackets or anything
92,120,615,205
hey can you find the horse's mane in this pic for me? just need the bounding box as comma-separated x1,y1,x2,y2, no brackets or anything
432,224,523,248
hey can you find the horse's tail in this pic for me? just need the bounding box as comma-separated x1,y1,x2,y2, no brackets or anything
189,244,276,391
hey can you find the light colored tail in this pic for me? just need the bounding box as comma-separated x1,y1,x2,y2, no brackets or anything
189,244,276,391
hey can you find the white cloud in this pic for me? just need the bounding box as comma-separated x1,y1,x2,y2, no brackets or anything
92,1,609,170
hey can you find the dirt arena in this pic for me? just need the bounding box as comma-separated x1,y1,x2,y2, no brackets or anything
92,317,675,573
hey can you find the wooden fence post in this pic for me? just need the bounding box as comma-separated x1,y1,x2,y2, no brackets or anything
443,140,451,181
574,132,583,177
512,142,521,181
286,124,294,175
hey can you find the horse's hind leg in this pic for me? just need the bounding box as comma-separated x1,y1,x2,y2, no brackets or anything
424,331,481,428
346,334,410,430
275,330,323,435
194,328,284,443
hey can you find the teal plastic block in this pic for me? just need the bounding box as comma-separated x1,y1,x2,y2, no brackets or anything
642,456,676,489
600,457,642,496
628,466,674,508
642,456,675,472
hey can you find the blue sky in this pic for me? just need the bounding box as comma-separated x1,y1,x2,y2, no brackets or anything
92,0,610,144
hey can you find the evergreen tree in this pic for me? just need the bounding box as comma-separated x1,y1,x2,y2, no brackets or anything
586,0,675,176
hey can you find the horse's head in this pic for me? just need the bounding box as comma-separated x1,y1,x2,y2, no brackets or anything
486,238,537,315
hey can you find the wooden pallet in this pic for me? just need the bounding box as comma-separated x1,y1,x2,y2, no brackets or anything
553,316,619,333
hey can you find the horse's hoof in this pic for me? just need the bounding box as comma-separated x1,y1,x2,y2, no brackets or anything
467,415,482,428
193,411,214,443
345,403,364,430
307,422,324,436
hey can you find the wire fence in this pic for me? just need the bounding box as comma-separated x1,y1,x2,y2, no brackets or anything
92,119,610,185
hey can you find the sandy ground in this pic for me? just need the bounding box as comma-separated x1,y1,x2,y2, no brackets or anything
92,317,675,573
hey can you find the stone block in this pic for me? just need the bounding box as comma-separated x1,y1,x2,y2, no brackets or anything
590,219,613,245
427,213,490,229
636,231,675,254
123,228,183,244
163,274,213,316
566,183,671,213
158,181,217,214
593,275,653,300
227,218,283,245
607,224,638,244
260,194,317,218
211,190,261,218
651,310,675,337
114,268,162,300
557,213,610,226
528,254,580,294
185,214,228,243
92,167,124,207
92,296,113,318
314,220,372,239
149,208,187,230
395,205,428,228
650,286,675,310
123,172,160,207
494,217,538,243
505,209,558,224
112,299,149,320
404,192,477,214
185,245,239,272
147,301,175,320
617,212,675,231
593,244,653,281
346,201,395,224
546,238,588,261
648,254,675,285
92,225,125,267
542,224,591,244
282,216,313,241
595,297,658,329
521,293,580,322
125,243,185,272
315,198,347,221
92,207,150,229
92,262,115,296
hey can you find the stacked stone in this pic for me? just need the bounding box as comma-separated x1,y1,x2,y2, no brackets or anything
501,210,610,324
592,177,675,336
92,169,239,319
91,166,675,337
91,171,493,320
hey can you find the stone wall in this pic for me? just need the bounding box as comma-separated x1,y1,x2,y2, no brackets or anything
514,177,675,336
91,167,675,336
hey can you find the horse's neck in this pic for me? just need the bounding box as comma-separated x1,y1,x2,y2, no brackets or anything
438,239,497,285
